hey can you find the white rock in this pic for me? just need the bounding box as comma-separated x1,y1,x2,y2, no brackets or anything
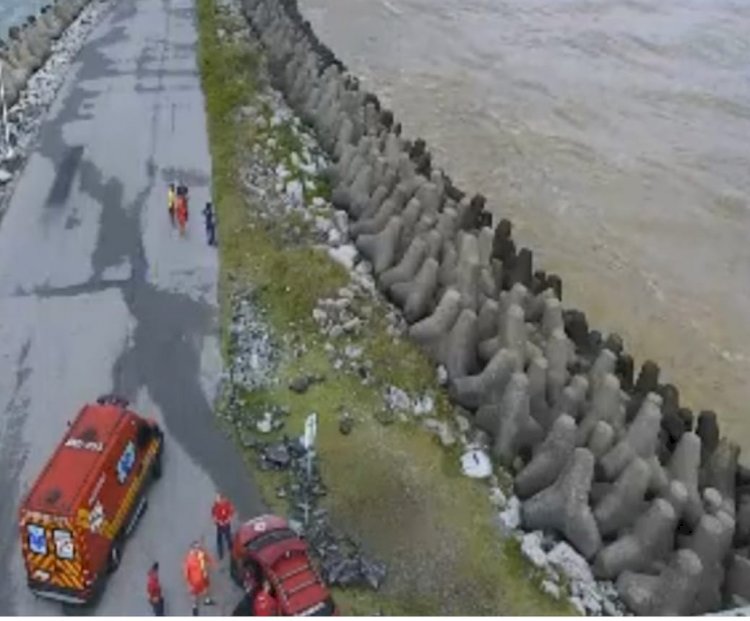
489,486,507,508
0,169,12,184
412,395,434,417
542,580,561,600
344,345,362,360
328,244,357,271
315,215,332,233
256,413,273,434
327,227,342,247
521,531,549,569
436,365,449,386
312,308,327,323
276,164,290,178
547,542,594,584
286,179,304,205
569,596,586,616
460,449,492,479
312,196,327,208
454,413,471,434
385,386,411,411
424,418,457,447
499,496,522,531
333,210,349,235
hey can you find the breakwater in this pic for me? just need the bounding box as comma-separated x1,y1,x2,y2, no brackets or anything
243,0,747,614
0,0,94,109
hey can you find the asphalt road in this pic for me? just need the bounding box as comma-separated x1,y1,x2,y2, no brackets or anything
0,0,264,614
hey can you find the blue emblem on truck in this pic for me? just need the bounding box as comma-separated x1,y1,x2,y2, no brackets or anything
116,441,136,484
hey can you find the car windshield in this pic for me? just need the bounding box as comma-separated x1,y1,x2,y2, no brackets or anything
245,527,297,553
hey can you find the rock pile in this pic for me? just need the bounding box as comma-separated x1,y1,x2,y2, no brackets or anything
257,435,388,590
235,0,750,613
227,290,279,392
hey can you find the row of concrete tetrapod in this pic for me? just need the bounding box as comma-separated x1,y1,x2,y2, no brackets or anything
0,0,93,108
237,0,750,614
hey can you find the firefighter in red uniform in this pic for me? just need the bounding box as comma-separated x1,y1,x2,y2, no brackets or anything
146,562,165,616
183,541,215,616
253,580,279,616
211,493,235,560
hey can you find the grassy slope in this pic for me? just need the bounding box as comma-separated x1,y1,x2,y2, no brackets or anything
196,0,574,615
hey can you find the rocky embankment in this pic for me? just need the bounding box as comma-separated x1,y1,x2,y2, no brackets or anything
233,0,750,614
0,0,112,202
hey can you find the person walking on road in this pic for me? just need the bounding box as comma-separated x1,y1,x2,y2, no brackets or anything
146,562,165,616
183,541,215,616
175,188,188,237
202,201,216,246
211,492,235,560
253,580,279,616
167,184,176,227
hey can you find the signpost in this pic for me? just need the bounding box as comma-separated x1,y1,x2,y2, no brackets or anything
301,412,318,527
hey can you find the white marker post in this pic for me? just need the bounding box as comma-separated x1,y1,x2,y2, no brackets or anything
301,412,318,526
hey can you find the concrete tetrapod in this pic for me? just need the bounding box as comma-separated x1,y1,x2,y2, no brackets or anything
576,373,624,445
527,355,554,430
588,348,617,395
593,457,651,537
391,257,439,323
616,548,703,615
449,347,519,410
553,374,589,421
597,392,662,481
484,372,543,467
725,554,750,605
408,287,461,361
477,298,499,342
593,494,681,580
379,236,427,291
700,438,739,517
668,432,705,529
515,414,577,499
521,448,602,559
438,308,479,380
687,511,736,614
545,328,572,406
355,216,402,275
587,421,615,459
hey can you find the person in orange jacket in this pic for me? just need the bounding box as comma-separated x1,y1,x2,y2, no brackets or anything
183,541,215,616
175,190,188,237
211,493,235,560
253,580,279,616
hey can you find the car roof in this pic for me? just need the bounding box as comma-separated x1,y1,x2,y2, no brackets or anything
256,537,330,615
23,404,130,516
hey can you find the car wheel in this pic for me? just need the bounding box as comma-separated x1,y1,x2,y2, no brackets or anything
107,538,123,573
151,448,163,481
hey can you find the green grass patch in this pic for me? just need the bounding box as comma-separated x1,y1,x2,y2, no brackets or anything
196,0,575,615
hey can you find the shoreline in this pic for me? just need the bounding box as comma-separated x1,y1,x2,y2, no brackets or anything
227,0,750,613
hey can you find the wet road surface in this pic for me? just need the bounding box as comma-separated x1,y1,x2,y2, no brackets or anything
0,0,263,614
300,0,750,447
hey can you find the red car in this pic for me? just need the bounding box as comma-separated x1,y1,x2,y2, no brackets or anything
230,515,337,616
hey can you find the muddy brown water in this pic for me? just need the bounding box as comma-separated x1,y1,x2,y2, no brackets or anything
300,0,750,448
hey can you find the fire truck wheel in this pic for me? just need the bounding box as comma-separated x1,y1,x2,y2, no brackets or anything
152,447,163,480
108,537,123,573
